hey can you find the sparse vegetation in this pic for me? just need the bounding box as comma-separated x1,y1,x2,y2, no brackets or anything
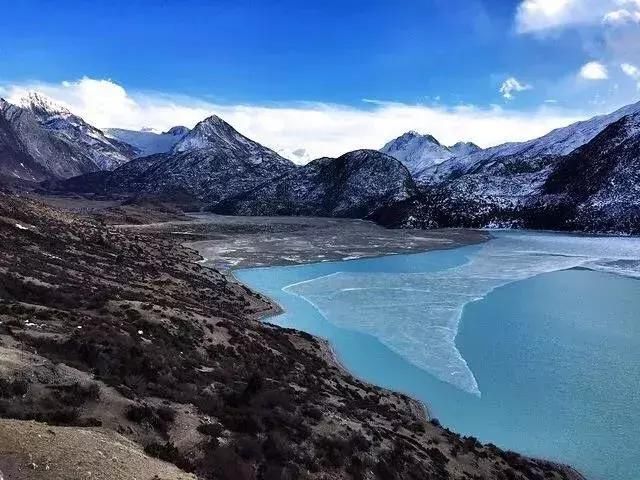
0,192,584,480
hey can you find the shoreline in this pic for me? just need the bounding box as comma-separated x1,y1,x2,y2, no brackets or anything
165,217,587,480
205,231,587,480
213,231,494,423
318,336,432,422
226,254,587,480
0,195,591,479
122,212,490,271
176,222,491,424
229,264,433,423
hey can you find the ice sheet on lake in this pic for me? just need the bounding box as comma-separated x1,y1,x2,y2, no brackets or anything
284,231,640,396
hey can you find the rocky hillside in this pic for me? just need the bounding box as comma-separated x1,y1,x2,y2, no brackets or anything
540,112,640,232
0,93,134,182
42,155,166,196
373,111,640,234
0,419,196,480
213,150,417,218
0,101,52,182
0,191,584,480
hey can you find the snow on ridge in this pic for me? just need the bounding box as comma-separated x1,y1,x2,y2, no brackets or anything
419,100,640,185
1,94,133,175
381,131,455,176
105,127,189,157
18,91,72,118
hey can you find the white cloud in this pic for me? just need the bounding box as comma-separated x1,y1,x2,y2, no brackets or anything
579,61,609,79
516,0,578,33
621,62,640,76
2,77,595,163
621,62,640,87
603,8,640,24
515,1,640,105
499,77,532,100
516,0,640,32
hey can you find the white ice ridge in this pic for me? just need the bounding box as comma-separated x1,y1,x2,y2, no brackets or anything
283,231,640,396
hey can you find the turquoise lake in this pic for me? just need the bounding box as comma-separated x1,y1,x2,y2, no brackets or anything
234,231,640,480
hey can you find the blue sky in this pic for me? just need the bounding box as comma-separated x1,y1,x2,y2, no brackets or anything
0,0,580,105
2,0,640,161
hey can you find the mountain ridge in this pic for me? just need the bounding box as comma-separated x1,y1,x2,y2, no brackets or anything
421,100,640,185
374,110,640,234
18,92,134,170
213,149,417,218
49,114,297,207
380,131,460,177
0,93,135,181
9,93,640,234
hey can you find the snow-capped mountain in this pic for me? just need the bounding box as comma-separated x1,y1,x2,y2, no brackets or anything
0,99,52,182
52,115,297,207
26,94,640,233
380,131,457,177
170,115,291,169
213,150,417,218
19,92,134,171
2,96,129,182
449,141,482,157
0,92,136,182
423,100,640,185
374,109,640,234
18,91,72,121
104,126,190,157
540,112,640,232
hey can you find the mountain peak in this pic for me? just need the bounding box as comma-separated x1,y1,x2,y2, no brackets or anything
164,126,190,136
381,131,452,176
451,141,478,148
194,114,238,136
195,114,236,133
399,131,441,145
172,114,248,153
18,91,71,118
203,113,226,123
0,93,133,180
0,98,13,115
449,141,482,157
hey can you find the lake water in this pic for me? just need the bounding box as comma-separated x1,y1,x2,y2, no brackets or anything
234,231,640,480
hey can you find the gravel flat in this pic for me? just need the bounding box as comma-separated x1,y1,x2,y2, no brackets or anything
122,213,488,270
